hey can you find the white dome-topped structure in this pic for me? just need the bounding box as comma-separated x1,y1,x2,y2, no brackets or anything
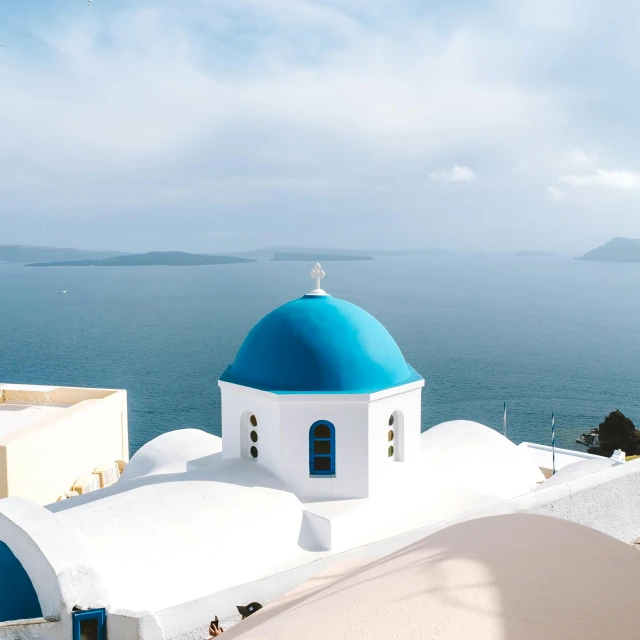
219,266,426,502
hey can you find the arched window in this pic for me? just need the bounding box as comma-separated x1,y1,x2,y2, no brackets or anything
309,420,335,476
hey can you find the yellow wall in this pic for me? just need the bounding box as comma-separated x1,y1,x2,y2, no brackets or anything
1,389,129,505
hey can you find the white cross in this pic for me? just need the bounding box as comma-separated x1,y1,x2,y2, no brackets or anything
309,263,326,294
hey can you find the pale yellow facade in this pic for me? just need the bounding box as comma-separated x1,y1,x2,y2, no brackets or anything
0,384,129,505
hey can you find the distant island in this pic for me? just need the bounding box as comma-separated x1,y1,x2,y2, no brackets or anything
272,252,374,262
515,251,554,258
577,238,640,262
4,243,453,266
27,251,255,267
225,246,451,260
0,244,126,264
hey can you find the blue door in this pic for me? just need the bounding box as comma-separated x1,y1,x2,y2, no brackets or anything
72,608,106,640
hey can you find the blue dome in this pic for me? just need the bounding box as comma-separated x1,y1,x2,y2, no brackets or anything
220,295,422,394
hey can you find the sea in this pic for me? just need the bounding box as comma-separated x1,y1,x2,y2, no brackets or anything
1,255,640,455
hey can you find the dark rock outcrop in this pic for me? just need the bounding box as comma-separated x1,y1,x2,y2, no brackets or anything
588,410,640,456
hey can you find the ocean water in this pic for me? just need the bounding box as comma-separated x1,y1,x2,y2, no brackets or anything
1,256,640,454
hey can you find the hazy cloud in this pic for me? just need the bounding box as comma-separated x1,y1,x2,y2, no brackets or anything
1,0,639,253
547,186,565,201
429,165,476,183
559,170,640,190
568,149,599,168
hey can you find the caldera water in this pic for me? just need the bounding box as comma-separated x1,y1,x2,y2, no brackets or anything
1,255,639,454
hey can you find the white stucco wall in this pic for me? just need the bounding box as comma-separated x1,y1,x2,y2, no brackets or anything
121,429,222,480
220,383,281,476
279,396,371,500
0,617,69,640
367,385,422,499
0,497,109,640
220,381,423,502
47,431,310,614
420,421,546,499
524,459,640,543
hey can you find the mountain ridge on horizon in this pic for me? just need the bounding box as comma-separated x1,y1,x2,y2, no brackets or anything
576,237,640,263
0,244,453,264
26,251,254,268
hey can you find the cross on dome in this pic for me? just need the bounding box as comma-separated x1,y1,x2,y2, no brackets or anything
308,263,327,296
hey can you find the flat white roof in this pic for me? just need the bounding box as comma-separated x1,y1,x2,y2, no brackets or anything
0,405,71,438
0,383,118,443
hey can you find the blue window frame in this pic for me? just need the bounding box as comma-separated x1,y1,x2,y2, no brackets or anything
73,608,106,640
309,420,335,476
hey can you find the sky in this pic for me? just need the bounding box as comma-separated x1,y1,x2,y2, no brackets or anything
1,0,639,254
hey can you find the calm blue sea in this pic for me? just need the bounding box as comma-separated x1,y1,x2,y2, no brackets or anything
1,256,640,454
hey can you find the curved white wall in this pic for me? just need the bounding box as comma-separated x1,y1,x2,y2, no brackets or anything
0,497,109,619
420,421,545,499
121,429,222,481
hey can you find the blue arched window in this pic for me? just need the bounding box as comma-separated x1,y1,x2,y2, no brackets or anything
309,420,336,476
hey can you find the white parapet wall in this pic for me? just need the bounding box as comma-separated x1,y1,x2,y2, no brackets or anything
0,384,128,505
523,459,640,543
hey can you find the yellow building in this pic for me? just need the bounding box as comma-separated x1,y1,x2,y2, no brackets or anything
0,383,128,505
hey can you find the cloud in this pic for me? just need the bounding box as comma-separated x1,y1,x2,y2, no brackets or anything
546,186,564,201
1,0,640,252
558,169,640,190
429,165,476,182
568,148,598,168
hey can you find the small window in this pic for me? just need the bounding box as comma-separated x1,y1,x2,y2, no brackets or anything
387,429,394,442
250,414,258,427
388,446,394,457
309,421,335,475
73,609,106,640
250,446,258,458
250,430,258,443
388,414,395,427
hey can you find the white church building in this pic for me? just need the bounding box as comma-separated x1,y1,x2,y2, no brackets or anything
0,265,639,640
218,263,425,503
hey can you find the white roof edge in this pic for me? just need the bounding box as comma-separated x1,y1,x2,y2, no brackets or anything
519,442,604,460
217,381,279,399
369,379,425,400
0,383,123,393
0,384,60,392
218,379,424,403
